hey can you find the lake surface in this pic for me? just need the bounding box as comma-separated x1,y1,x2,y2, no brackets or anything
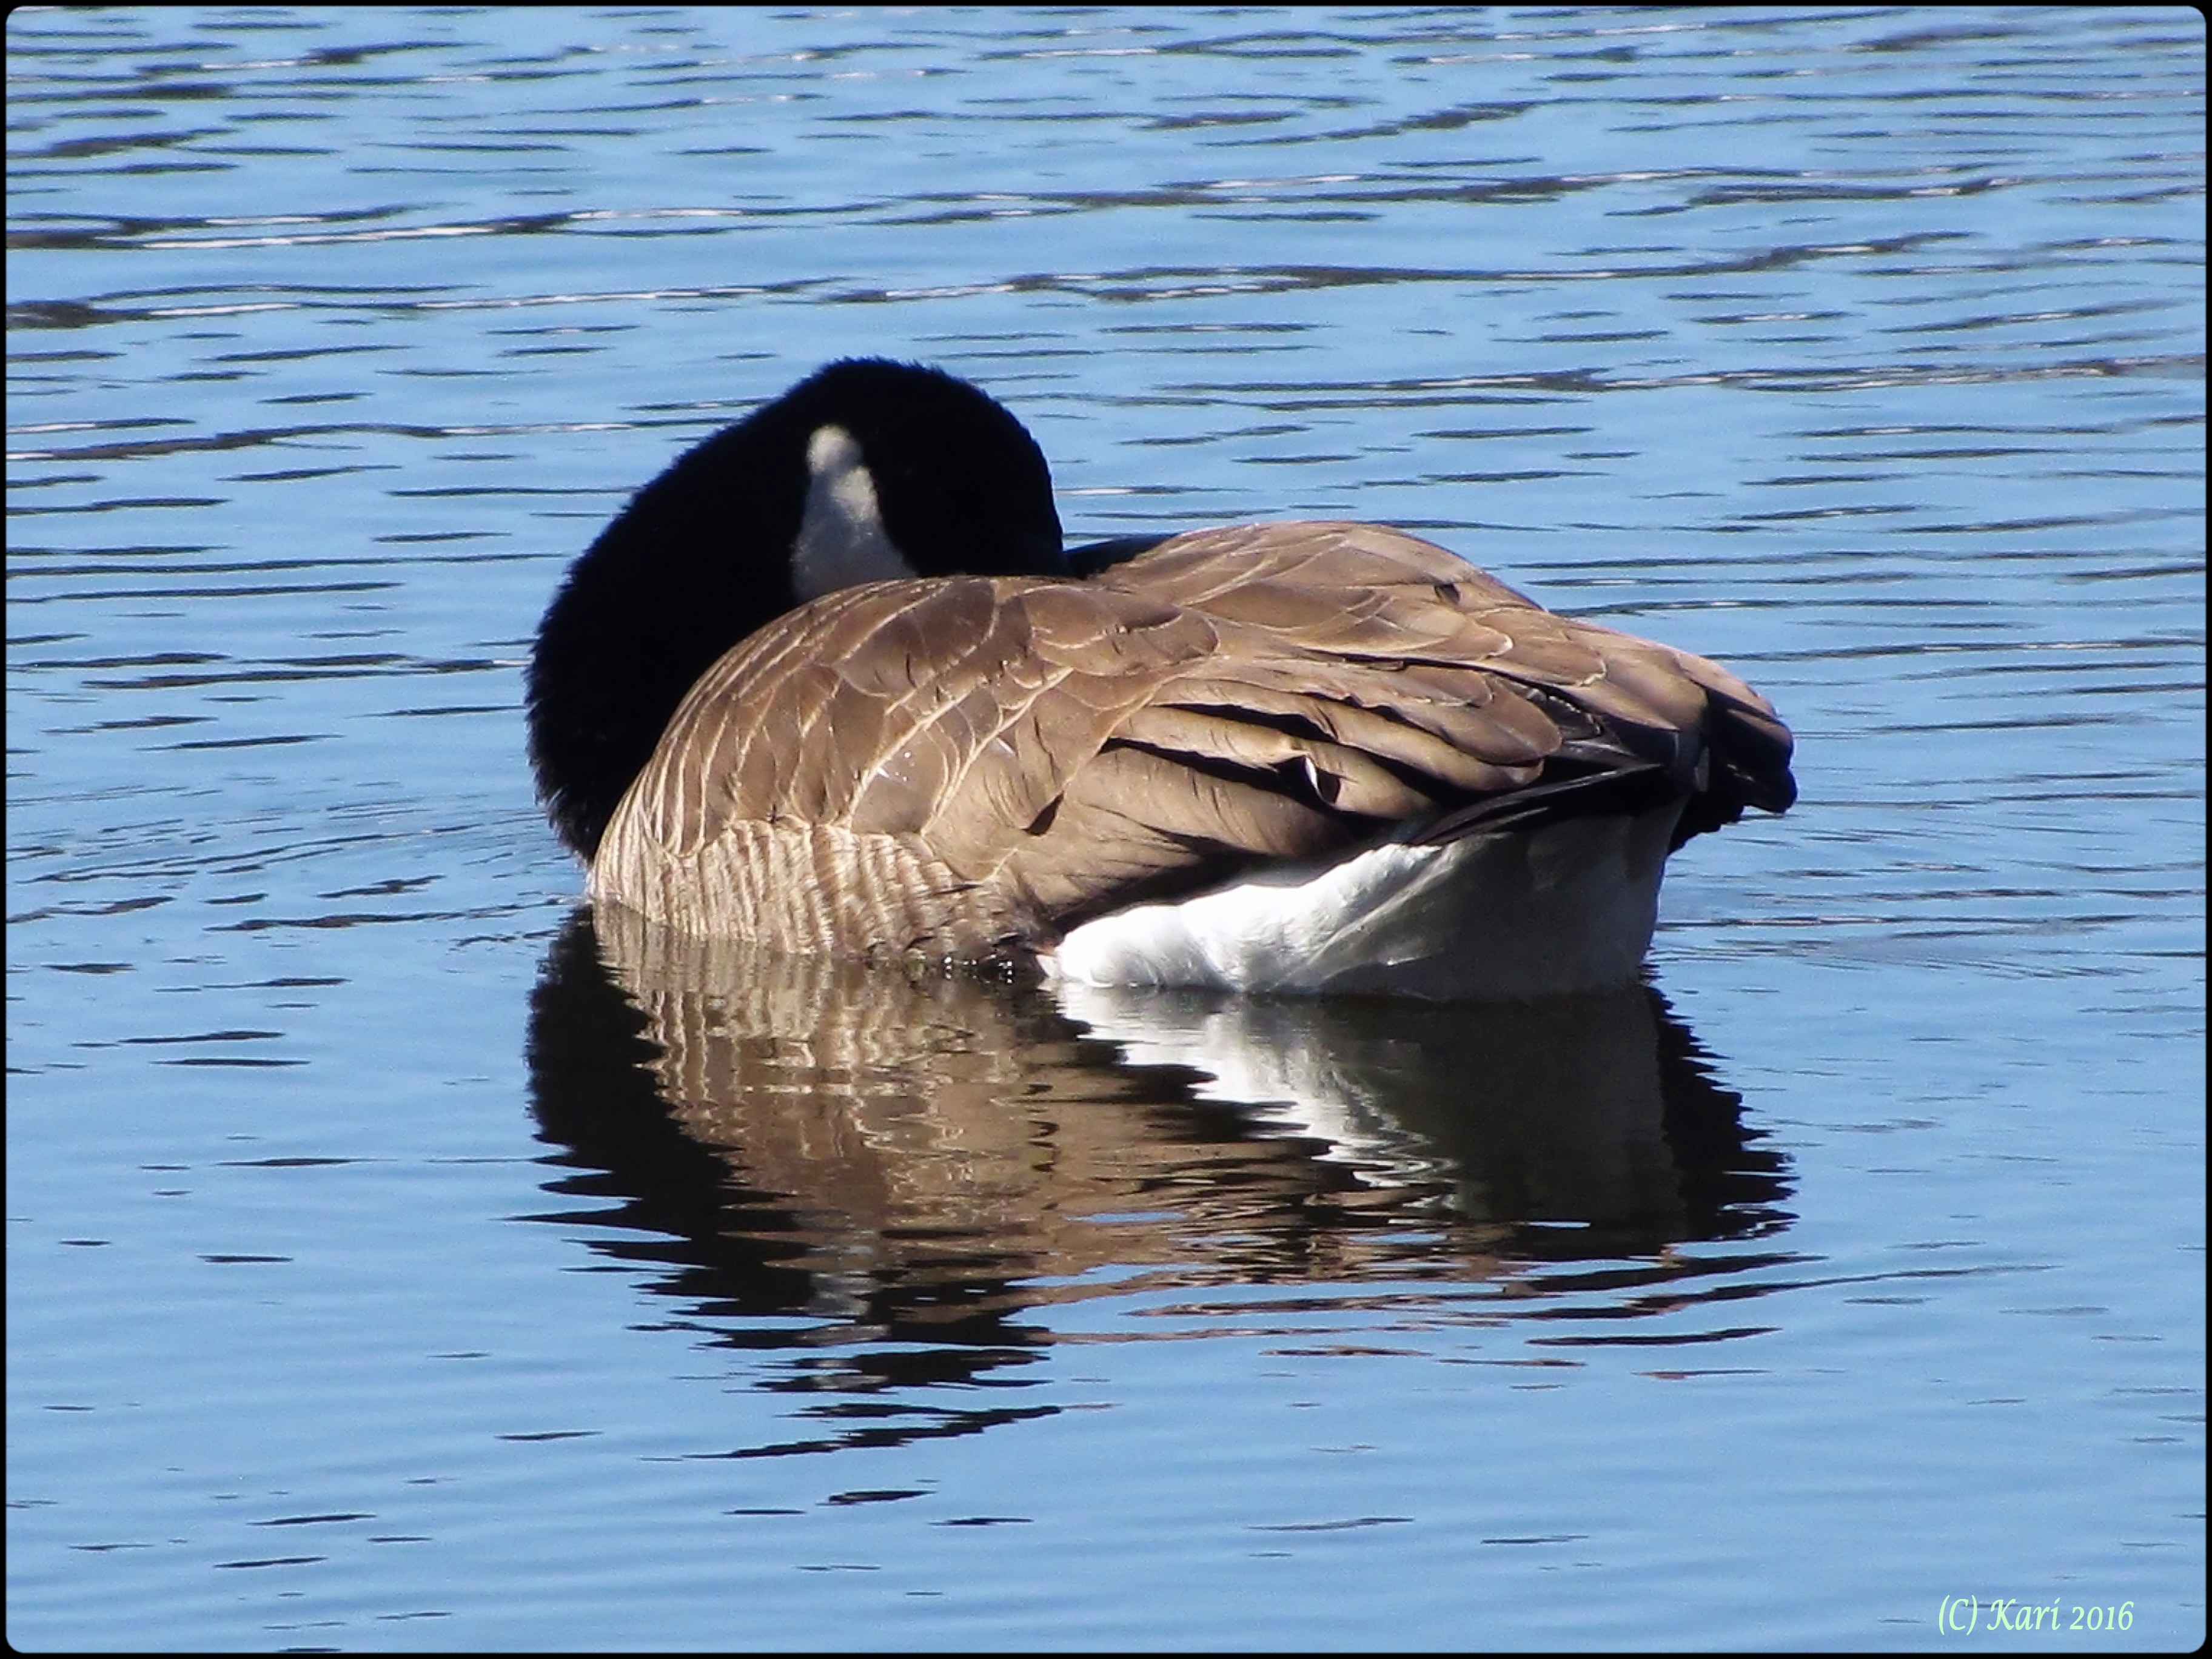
7,5,2203,1650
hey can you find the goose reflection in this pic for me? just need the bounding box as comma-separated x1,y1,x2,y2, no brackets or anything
523,907,1792,1391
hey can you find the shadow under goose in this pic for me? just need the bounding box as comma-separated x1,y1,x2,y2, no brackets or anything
520,907,1796,1382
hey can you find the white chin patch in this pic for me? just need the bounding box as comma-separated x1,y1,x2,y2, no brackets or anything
791,423,919,601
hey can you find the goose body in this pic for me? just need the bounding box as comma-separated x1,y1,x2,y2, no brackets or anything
528,360,1794,998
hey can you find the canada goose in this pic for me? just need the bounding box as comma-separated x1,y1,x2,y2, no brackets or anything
528,358,1795,997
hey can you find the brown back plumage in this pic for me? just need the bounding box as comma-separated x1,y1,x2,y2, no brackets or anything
588,521,1794,960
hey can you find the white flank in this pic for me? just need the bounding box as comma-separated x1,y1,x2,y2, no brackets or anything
1043,803,1684,1000
791,424,918,600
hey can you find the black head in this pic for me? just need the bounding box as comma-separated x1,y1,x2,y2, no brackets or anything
776,358,1066,585
526,358,1067,859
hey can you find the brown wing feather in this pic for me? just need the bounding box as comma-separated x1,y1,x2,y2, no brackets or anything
594,577,1224,951
592,522,1794,955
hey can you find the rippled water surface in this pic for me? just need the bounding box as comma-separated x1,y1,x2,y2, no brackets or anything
8,5,2204,1649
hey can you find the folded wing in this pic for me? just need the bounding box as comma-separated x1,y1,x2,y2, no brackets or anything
592,522,1794,956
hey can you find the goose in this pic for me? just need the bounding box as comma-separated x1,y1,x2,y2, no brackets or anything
527,358,1795,998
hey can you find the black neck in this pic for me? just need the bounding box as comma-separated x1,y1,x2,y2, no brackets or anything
526,422,805,859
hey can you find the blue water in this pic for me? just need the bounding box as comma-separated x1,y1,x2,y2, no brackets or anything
8,5,2203,1649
